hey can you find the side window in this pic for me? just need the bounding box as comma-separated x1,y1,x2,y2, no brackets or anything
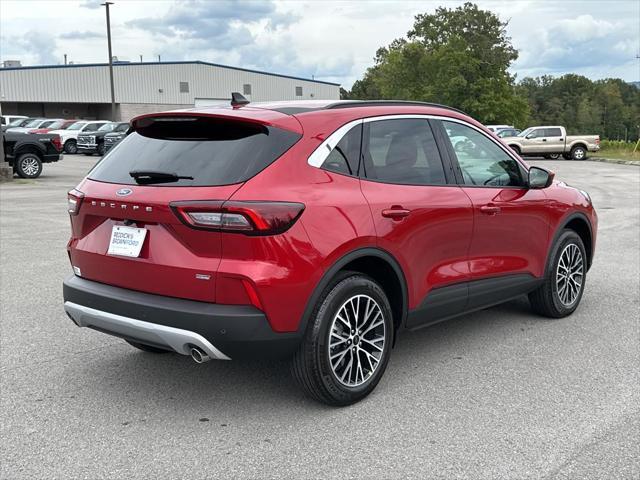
528,129,543,138
545,128,562,137
362,119,446,185
442,120,524,187
320,124,362,176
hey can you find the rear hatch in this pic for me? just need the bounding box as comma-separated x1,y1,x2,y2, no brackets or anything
68,111,302,302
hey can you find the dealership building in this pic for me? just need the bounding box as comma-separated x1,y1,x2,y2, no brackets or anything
0,60,341,121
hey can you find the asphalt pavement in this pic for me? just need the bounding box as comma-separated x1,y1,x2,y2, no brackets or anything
1,155,638,479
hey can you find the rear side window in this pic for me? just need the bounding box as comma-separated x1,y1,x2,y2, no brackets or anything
321,124,362,176
545,128,562,137
88,116,301,187
363,119,446,185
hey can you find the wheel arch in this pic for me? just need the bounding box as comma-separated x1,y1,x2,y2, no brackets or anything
14,144,45,159
298,247,409,337
570,142,588,152
547,212,594,274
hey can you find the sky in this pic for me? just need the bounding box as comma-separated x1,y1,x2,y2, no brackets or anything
1,0,638,88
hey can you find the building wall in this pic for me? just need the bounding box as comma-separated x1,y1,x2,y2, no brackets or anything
0,102,115,120
0,62,340,105
119,103,193,122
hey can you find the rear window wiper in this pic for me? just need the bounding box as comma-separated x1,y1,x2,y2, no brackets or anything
129,170,194,184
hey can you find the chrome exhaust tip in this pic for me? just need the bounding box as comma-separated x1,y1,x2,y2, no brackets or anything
190,347,210,364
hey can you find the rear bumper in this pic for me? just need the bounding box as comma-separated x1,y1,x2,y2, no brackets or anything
63,275,302,359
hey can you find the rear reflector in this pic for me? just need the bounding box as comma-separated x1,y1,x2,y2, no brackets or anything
67,189,85,215
171,200,305,235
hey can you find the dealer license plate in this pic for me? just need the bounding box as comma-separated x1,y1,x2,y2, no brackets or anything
107,225,147,257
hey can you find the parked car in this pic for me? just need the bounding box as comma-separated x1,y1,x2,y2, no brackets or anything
103,125,131,153
28,119,78,134
63,98,597,405
1,115,27,126
6,118,63,134
77,122,129,156
506,126,600,160
485,124,513,132
2,131,63,178
49,120,109,154
1,117,35,132
496,128,521,138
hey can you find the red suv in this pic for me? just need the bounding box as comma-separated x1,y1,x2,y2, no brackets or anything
63,98,597,405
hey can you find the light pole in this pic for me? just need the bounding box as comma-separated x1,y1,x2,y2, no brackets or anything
102,2,116,121
0,101,12,182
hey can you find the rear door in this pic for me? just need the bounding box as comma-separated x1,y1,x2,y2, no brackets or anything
68,115,301,302
359,117,474,328
436,119,550,306
543,127,564,153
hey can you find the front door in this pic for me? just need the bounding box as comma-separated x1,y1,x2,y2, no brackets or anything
438,120,551,308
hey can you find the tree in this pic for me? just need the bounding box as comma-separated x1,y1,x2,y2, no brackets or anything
343,2,528,125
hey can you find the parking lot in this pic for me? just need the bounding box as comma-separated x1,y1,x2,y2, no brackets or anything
1,156,638,479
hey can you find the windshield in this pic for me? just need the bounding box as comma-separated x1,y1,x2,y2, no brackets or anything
518,128,534,137
67,122,86,131
98,123,117,132
45,121,66,130
24,119,43,128
115,123,129,132
8,118,27,127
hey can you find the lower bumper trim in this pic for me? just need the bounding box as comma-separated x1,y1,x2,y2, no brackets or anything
64,301,231,360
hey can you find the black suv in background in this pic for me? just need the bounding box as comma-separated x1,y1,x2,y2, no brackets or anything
103,123,131,153
77,122,129,156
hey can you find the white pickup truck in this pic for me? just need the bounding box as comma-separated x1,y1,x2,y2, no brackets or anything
505,126,600,160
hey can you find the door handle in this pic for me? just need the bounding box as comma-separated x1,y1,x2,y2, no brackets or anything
542,139,547,142
382,206,411,220
480,205,501,215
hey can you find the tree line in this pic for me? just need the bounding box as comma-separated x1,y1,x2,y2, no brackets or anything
340,2,640,141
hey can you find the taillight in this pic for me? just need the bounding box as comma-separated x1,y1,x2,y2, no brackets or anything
596,137,600,145
171,200,305,235
52,135,62,151
67,189,85,215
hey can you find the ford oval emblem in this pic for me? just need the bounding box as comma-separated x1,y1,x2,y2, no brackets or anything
116,188,132,196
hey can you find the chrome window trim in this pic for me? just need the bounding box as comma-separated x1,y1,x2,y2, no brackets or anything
307,114,527,171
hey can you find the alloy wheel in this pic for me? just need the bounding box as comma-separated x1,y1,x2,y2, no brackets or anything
328,294,386,387
20,156,40,177
556,243,584,307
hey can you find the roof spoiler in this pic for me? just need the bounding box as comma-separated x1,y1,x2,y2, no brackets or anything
231,92,250,108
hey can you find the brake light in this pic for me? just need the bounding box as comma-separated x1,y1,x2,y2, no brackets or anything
52,135,62,151
595,137,600,145
67,189,85,215
171,201,305,235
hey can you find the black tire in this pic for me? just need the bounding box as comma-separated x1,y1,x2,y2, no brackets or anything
509,145,521,155
571,145,587,161
97,143,105,156
64,139,78,154
529,229,587,318
125,340,171,353
291,272,394,406
562,153,572,160
15,153,43,179
548,153,560,159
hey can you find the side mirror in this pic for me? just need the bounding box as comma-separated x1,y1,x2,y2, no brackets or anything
528,166,555,189
526,133,535,139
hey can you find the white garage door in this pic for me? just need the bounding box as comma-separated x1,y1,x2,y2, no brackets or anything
194,98,228,107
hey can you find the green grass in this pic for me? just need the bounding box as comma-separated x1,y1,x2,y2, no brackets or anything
596,140,640,161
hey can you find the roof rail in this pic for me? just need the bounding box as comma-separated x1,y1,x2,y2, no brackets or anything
324,100,468,116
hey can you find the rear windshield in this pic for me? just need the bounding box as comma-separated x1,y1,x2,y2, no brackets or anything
88,116,301,187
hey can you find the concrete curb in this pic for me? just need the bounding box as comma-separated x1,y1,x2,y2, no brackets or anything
588,157,640,166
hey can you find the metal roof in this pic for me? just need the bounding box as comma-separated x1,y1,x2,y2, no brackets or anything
0,60,340,87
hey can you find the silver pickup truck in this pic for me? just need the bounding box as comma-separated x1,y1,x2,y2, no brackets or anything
504,126,600,160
